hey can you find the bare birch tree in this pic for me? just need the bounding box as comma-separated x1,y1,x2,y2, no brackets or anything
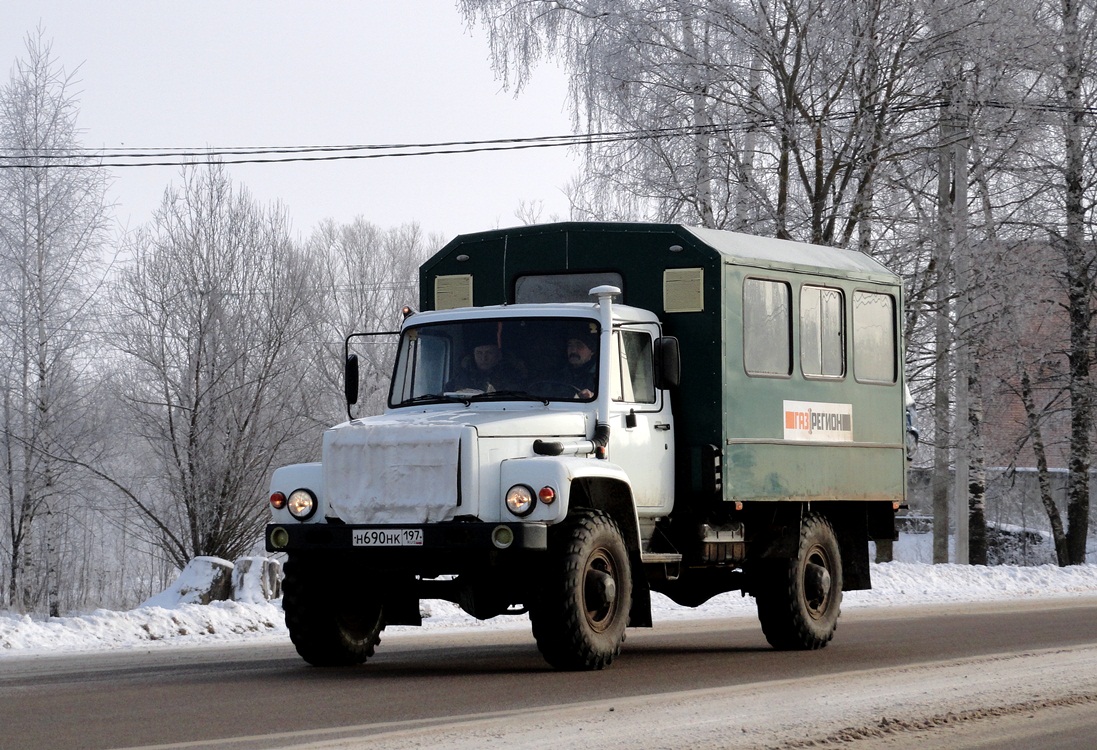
1055,0,1096,565
0,31,108,613
982,0,1097,564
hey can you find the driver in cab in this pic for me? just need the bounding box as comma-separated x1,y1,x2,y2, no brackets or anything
451,326,526,392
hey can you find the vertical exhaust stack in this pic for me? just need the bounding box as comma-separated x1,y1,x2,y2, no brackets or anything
590,285,621,457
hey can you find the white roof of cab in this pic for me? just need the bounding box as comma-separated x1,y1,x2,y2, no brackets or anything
407,301,658,327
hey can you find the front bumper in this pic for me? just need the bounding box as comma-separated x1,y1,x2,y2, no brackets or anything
265,521,548,555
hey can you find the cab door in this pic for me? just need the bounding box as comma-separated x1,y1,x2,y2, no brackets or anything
606,325,675,514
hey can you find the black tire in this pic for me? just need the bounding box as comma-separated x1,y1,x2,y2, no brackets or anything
281,556,385,667
531,509,632,670
754,513,842,650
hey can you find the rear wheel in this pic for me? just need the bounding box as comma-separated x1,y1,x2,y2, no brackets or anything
531,509,632,670
281,556,385,666
754,513,842,650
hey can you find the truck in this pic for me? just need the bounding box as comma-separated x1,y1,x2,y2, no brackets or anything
266,222,910,670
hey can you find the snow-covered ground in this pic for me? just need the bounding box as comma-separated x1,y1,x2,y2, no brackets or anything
4,538,1097,656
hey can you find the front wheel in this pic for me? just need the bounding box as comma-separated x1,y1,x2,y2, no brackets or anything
281,556,385,667
754,513,842,650
531,509,632,670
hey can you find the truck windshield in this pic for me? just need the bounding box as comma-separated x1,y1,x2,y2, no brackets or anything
389,317,600,407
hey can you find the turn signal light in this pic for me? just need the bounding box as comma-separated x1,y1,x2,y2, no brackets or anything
270,492,287,509
538,486,556,504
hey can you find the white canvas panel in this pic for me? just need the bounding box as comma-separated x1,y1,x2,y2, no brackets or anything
323,423,464,524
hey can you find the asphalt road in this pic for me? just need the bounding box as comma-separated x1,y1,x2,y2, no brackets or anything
3,598,1097,749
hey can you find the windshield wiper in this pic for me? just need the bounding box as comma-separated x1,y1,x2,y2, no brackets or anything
397,393,467,406
398,390,551,407
463,390,550,405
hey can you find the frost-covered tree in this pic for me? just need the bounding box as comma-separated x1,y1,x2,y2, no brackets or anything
1051,0,1097,565
305,219,436,424
0,31,109,613
938,0,1097,565
460,0,1097,565
460,0,935,245
108,164,317,569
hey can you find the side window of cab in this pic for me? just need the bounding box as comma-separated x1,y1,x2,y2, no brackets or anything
611,330,656,404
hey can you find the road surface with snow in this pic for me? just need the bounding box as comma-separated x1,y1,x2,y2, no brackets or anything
2,561,1097,749
2,591,1096,749
3,560,1097,654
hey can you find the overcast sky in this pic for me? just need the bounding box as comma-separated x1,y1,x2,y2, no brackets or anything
2,2,577,240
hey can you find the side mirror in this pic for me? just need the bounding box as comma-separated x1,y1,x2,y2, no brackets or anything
654,336,681,390
345,354,360,406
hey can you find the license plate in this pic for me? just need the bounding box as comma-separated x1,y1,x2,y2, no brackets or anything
352,528,424,547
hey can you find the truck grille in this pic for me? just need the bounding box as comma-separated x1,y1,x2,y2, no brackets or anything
322,423,469,524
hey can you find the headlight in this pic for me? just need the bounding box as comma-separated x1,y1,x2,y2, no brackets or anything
505,485,535,516
287,489,317,520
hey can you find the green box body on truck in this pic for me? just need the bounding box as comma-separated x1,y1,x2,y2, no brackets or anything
266,222,909,670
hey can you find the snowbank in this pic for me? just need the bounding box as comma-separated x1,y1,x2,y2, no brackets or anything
3,561,1097,656
0,600,286,653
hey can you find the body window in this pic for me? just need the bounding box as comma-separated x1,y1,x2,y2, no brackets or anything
853,291,896,383
515,273,624,304
744,278,791,376
801,286,845,378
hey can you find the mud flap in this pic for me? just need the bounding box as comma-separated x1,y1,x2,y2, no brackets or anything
629,549,653,627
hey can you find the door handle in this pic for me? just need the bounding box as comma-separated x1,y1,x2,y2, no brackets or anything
654,423,671,431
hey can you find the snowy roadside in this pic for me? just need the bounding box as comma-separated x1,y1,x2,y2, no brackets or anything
3,561,1097,656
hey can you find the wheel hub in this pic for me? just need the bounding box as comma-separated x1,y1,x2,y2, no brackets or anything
586,569,617,610
804,561,832,610
582,549,620,632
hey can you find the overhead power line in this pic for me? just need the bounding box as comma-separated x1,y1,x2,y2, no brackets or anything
0,96,1084,170
0,101,952,169
0,126,737,169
